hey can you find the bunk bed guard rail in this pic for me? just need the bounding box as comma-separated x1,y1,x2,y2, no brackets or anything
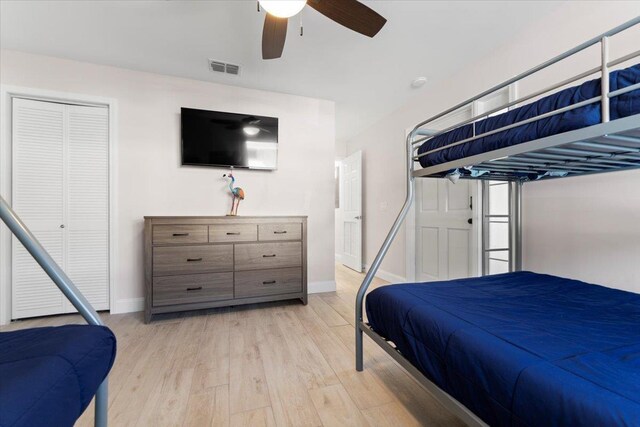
0,195,109,427
356,15,640,372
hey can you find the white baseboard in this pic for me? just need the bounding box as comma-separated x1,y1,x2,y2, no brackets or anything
113,297,144,314
309,280,336,294
364,264,406,284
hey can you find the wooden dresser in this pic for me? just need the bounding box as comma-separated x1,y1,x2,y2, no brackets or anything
144,216,307,323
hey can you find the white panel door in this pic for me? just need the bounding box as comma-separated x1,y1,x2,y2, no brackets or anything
11,98,109,319
65,104,110,311
341,151,363,272
11,98,66,318
416,179,475,281
415,106,478,282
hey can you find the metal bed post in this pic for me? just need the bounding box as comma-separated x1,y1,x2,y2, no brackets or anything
513,181,523,272
601,36,610,123
0,196,109,427
355,131,416,371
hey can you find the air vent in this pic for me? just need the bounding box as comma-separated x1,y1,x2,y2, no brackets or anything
225,64,240,75
209,59,240,76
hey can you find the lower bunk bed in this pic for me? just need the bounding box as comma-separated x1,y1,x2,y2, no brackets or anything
365,272,640,426
0,196,117,427
0,325,116,427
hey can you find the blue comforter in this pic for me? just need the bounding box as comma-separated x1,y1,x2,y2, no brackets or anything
366,272,640,426
0,325,116,427
418,64,640,168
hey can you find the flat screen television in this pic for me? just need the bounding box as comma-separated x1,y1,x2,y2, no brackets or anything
181,108,278,170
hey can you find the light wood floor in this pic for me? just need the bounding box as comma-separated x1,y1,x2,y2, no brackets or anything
2,265,464,427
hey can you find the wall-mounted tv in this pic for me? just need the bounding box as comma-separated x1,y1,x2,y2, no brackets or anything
181,108,278,170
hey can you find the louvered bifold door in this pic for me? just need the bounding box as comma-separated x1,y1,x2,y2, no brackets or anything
64,104,109,312
11,98,109,319
12,98,66,318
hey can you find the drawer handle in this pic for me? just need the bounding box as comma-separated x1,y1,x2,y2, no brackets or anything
226,232,241,235
186,286,203,291
173,233,189,237
262,280,277,285
274,231,287,234
187,258,203,262
262,254,277,258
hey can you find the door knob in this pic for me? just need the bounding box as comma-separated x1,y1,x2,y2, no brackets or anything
60,224,65,229
467,218,472,225
355,216,362,220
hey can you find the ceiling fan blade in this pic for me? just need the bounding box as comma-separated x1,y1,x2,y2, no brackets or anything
262,14,288,59
307,0,386,38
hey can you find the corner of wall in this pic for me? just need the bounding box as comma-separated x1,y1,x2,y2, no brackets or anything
309,280,336,294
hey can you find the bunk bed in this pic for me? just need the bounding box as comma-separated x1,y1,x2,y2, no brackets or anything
0,197,116,427
355,17,640,427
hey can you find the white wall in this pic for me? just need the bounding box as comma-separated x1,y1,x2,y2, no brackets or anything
523,169,640,293
345,2,640,287
0,49,336,319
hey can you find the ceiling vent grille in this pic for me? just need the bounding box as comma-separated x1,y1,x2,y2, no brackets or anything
209,59,240,76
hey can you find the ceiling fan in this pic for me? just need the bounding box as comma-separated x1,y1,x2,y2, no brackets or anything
259,0,387,60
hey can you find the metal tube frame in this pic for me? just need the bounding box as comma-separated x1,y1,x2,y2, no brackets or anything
0,196,109,427
355,16,638,426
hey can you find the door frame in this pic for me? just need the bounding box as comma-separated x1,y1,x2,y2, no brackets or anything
0,85,119,325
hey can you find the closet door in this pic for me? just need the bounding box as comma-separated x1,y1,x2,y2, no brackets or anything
11,98,110,319
65,104,110,312
12,98,66,318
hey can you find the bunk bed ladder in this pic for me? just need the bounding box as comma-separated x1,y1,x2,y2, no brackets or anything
0,195,109,427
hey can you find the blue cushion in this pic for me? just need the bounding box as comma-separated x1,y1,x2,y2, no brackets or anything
0,325,116,427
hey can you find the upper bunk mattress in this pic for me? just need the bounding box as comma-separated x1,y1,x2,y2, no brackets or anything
417,64,640,168
365,271,640,427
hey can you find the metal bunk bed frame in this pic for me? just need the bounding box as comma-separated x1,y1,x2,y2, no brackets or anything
355,17,640,427
0,196,110,427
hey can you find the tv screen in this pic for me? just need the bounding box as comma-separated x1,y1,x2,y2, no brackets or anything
181,108,278,170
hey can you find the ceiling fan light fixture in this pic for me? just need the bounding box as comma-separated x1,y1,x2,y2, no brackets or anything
243,125,261,136
259,0,307,18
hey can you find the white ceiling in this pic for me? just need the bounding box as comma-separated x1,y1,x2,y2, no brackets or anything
0,1,563,143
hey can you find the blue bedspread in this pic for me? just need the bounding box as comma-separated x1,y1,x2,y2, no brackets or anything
418,64,640,168
366,272,640,426
0,325,116,427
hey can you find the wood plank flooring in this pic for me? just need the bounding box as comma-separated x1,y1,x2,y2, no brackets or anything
2,264,464,427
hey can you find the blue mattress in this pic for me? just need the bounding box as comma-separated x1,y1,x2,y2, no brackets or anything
0,325,117,427
418,64,640,168
366,272,640,427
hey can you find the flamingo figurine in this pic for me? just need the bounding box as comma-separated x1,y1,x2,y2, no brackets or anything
223,170,245,216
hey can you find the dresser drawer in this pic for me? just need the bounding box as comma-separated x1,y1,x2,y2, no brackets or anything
234,242,302,271
153,272,233,306
153,245,233,276
235,268,302,298
153,225,208,245
209,224,257,243
258,223,302,241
